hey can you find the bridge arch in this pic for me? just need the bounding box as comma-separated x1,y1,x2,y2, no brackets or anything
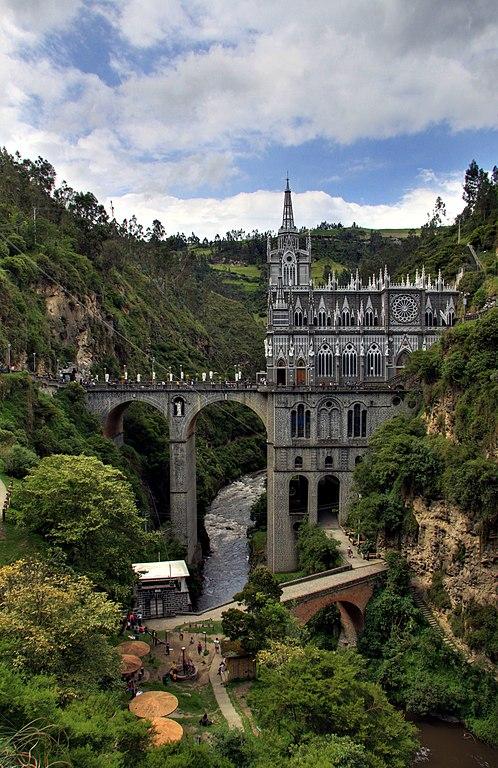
92,391,169,443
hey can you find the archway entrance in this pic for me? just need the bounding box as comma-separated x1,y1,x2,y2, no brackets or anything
289,474,308,518
276,360,287,385
317,474,340,528
295,358,306,386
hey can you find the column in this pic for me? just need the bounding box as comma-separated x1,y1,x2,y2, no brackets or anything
308,473,318,525
267,468,297,572
169,433,198,563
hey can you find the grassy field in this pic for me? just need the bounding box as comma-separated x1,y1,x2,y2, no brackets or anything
211,263,261,278
310,258,347,282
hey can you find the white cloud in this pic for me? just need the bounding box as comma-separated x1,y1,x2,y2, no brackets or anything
106,172,464,239
0,0,493,232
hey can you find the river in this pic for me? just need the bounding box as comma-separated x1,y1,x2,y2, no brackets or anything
196,470,265,611
198,473,497,768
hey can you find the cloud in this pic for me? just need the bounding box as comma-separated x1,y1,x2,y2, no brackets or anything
106,171,464,239
0,0,494,229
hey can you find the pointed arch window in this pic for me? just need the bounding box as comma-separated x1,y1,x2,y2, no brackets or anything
294,308,303,326
342,344,357,377
341,309,350,326
291,403,311,438
317,345,333,378
366,344,382,377
294,456,303,469
318,401,341,439
365,309,374,327
318,309,326,327
347,403,367,438
325,455,333,469
425,309,434,326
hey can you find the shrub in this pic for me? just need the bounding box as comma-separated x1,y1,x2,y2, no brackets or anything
296,521,341,575
427,570,451,610
3,443,38,478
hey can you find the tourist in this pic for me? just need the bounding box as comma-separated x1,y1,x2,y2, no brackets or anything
197,641,203,655
347,546,353,558
214,637,220,654
165,641,170,655
199,712,212,726
189,635,194,645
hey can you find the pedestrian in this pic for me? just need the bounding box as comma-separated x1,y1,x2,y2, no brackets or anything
189,635,194,645
179,631,184,641
197,641,203,655
347,546,353,558
214,637,220,654
165,641,170,656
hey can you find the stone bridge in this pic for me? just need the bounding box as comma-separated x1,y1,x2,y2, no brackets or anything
282,561,386,640
147,561,386,643
84,380,402,572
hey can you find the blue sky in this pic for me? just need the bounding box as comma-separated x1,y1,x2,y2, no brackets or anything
0,0,497,237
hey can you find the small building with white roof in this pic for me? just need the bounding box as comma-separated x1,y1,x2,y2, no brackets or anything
132,560,191,618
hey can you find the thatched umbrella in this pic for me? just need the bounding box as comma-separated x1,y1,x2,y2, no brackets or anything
149,717,183,746
129,691,179,719
120,654,142,676
117,640,151,657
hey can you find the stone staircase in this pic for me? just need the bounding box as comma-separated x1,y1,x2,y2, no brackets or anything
410,586,460,654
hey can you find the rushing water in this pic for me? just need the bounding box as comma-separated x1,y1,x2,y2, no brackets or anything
198,474,497,767
196,470,265,611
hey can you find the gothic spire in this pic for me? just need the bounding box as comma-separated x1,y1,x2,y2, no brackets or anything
279,176,297,232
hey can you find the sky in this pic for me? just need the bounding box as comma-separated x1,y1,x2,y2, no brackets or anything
0,0,497,238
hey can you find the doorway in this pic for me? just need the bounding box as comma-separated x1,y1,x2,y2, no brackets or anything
317,475,340,528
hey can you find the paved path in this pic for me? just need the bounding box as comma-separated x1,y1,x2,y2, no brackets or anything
0,478,7,510
208,655,243,730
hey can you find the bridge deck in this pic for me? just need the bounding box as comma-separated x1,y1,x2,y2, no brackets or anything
146,561,386,629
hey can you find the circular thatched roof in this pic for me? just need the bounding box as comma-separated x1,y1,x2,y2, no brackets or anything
117,640,151,657
120,654,142,676
149,717,183,746
129,691,179,719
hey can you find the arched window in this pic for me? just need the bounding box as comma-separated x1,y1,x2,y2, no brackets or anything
365,309,374,327
294,456,303,469
447,309,455,326
318,400,341,440
347,403,367,438
396,350,410,369
291,403,311,438
173,397,185,417
425,309,433,326
342,344,357,377
325,455,333,469
294,308,303,327
342,309,350,326
318,310,326,327
313,316,318,326
295,358,306,386
366,344,382,377
317,345,333,378
326,316,332,327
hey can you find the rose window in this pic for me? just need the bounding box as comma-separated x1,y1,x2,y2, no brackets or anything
391,294,418,323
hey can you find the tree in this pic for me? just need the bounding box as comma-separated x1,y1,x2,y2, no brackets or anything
15,454,150,599
296,521,341,575
251,646,417,768
0,559,120,688
287,735,373,768
233,565,282,611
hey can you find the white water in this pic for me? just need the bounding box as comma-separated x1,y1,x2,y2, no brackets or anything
196,470,266,610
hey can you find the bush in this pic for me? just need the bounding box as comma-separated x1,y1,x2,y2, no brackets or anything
3,443,38,478
296,521,341,575
427,570,451,610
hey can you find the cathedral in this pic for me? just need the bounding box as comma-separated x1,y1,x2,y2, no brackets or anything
258,180,460,566
265,179,459,389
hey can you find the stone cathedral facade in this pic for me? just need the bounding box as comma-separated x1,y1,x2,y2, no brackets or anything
261,181,460,565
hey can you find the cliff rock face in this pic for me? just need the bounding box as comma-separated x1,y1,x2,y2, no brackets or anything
423,393,458,444
42,287,110,373
405,497,497,608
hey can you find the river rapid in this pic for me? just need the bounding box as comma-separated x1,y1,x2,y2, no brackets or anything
198,473,497,768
